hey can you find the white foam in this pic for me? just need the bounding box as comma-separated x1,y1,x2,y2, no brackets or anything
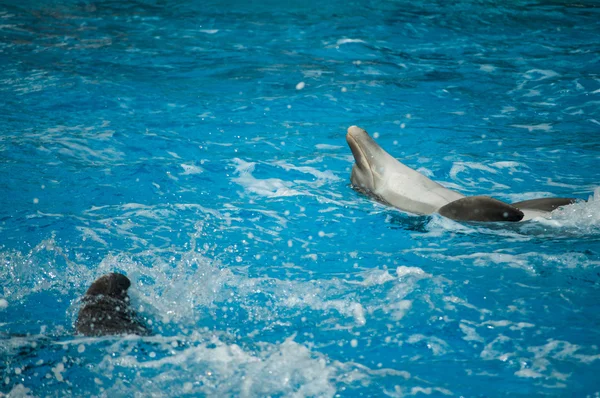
449,161,498,180
480,335,513,361
51,363,65,382
406,334,449,356
315,144,343,150
510,123,553,132
4,384,33,397
523,69,559,81
231,158,301,198
274,160,341,184
336,38,366,46
388,300,412,321
357,269,395,287
28,124,124,165
284,295,366,326
459,323,483,342
95,333,408,397
490,161,526,171
180,163,204,175
396,266,431,279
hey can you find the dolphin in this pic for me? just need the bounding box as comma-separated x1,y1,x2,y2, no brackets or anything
76,273,150,337
346,125,577,222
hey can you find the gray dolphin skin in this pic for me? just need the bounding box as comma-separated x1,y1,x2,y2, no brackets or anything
76,273,150,337
346,125,577,222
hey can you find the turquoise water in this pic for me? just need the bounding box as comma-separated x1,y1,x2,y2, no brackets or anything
1,0,600,396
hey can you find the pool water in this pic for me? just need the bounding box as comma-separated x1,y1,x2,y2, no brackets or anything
1,0,600,396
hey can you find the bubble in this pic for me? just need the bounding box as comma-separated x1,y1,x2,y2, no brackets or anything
287,105,292,109
33,198,39,204
0,299,8,310
373,132,380,139
350,339,358,348
341,87,347,92
295,81,305,90
318,231,325,237
77,344,85,354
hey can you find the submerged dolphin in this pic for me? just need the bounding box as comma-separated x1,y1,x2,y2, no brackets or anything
346,125,577,222
76,273,150,337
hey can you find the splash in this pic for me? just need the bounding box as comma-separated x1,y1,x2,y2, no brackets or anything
540,187,600,232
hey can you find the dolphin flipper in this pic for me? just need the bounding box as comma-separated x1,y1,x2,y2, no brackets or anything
76,273,150,337
511,198,577,212
438,196,524,222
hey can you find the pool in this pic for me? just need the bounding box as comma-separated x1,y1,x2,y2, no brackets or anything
1,0,599,396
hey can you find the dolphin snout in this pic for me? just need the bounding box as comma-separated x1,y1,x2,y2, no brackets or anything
346,126,368,168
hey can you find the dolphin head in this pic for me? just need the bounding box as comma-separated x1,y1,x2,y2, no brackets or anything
85,273,131,300
346,125,388,192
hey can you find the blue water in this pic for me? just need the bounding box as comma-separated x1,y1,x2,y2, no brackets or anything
1,0,600,396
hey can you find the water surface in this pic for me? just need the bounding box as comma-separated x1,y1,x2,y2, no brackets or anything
1,0,600,396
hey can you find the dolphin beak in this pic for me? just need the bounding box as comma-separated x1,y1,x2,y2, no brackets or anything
346,126,369,171
346,125,383,171
346,125,381,188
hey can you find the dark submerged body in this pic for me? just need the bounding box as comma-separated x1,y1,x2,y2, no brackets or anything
437,196,578,222
76,273,150,337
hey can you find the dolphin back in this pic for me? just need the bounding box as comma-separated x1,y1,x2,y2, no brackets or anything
511,197,577,212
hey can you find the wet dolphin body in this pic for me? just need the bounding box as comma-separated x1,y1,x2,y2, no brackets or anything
76,273,150,337
346,125,577,222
